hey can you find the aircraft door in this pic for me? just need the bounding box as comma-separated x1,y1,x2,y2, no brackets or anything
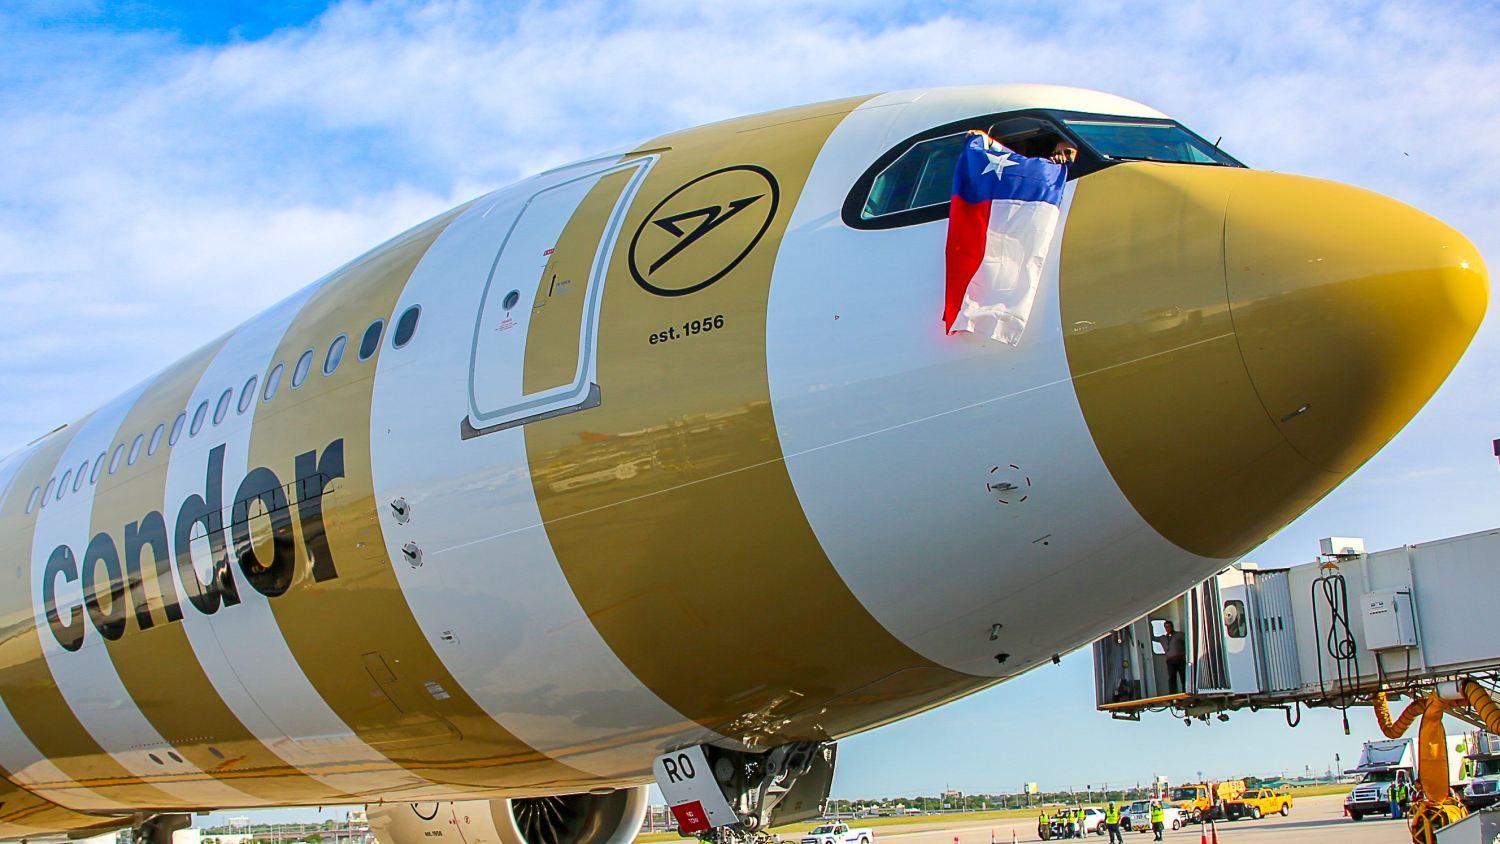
464,156,655,437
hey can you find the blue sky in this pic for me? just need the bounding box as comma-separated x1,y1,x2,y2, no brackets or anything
2,0,1499,824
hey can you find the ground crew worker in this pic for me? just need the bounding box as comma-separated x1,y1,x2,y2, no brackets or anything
1105,803,1123,844
1073,806,1084,838
1389,780,1405,819
1150,801,1166,841
1038,809,1050,840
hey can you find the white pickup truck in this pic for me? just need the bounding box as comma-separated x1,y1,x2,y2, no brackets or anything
799,822,873,844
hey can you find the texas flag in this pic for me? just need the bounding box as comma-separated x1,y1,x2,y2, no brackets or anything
943,131,1068,345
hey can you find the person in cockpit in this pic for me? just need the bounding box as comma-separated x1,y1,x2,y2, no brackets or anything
988,126,1078,166
1040,136,1078,165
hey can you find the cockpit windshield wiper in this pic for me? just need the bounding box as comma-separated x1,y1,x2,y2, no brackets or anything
1105,155,1228,166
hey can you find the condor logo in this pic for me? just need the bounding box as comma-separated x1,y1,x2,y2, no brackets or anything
40,439,345,652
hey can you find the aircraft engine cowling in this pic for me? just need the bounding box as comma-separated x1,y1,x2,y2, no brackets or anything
369,787,649,844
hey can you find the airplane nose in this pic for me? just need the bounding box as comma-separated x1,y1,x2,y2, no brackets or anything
1225,175,1488,474
1060,165,1487,561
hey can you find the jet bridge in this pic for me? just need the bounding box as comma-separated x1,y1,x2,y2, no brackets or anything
1093,527,1500,723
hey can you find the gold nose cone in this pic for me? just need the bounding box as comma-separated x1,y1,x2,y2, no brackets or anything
1226,175,1488,474
1061,164,1486,560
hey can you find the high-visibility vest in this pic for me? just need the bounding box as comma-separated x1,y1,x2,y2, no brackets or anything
1039,812,1049,823
1106,807,1120,824
1150,805,1165,822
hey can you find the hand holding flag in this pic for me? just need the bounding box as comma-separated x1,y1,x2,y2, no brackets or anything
944,131,1068,345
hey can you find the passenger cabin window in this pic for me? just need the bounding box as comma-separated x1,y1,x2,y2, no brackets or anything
42,478,55,506
147,423,164,456
26,487,39,514
291,350,314,388
169,413,186,446
392,306,420,349
73,461,88,491
57,470,71,498
359,319,383,360
128,434,145,465
324,334,347,375
90,453,105,484
109,443,125,473
263,363,284,401
190,401,209,436
213,389,232,425
238,377,257,414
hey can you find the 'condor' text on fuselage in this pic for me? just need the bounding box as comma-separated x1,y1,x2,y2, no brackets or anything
39,438,346,652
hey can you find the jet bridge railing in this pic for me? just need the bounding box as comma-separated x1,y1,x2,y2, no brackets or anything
1094,527,1500,723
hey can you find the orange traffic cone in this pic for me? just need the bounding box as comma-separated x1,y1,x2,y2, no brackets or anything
1210,821,1220,844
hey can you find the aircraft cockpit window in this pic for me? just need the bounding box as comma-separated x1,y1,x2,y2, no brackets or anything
861,133,968,220
1060,119,1241,166
845,109,1241,231
986,115,1076,160
846,110,1097,230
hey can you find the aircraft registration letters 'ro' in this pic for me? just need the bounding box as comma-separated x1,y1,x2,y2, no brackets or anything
0,85,1487,844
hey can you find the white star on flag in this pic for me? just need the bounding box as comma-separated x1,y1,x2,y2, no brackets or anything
981,149,1018,181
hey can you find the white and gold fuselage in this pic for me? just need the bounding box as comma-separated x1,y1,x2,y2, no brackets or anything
0,85,1485,836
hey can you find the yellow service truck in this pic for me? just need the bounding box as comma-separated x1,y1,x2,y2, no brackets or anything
1169,780,1247,823
1235,788,1293,820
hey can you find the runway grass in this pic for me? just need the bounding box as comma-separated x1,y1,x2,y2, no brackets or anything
636,783,1350,842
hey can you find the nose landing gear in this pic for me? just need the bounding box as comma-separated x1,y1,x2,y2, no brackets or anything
654,742,837,844
130,814,192,844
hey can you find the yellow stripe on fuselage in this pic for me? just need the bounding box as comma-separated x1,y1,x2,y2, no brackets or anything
524,97,986,747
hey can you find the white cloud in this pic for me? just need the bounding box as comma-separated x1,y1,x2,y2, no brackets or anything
1,0,1498,799
1,0,1497,475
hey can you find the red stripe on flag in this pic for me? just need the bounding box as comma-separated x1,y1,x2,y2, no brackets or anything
944,197,990,333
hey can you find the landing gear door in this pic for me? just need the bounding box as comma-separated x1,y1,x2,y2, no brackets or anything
463,157,655,438
653,745,740,834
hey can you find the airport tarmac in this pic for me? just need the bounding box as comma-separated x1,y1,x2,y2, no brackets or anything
859,795,1409,843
